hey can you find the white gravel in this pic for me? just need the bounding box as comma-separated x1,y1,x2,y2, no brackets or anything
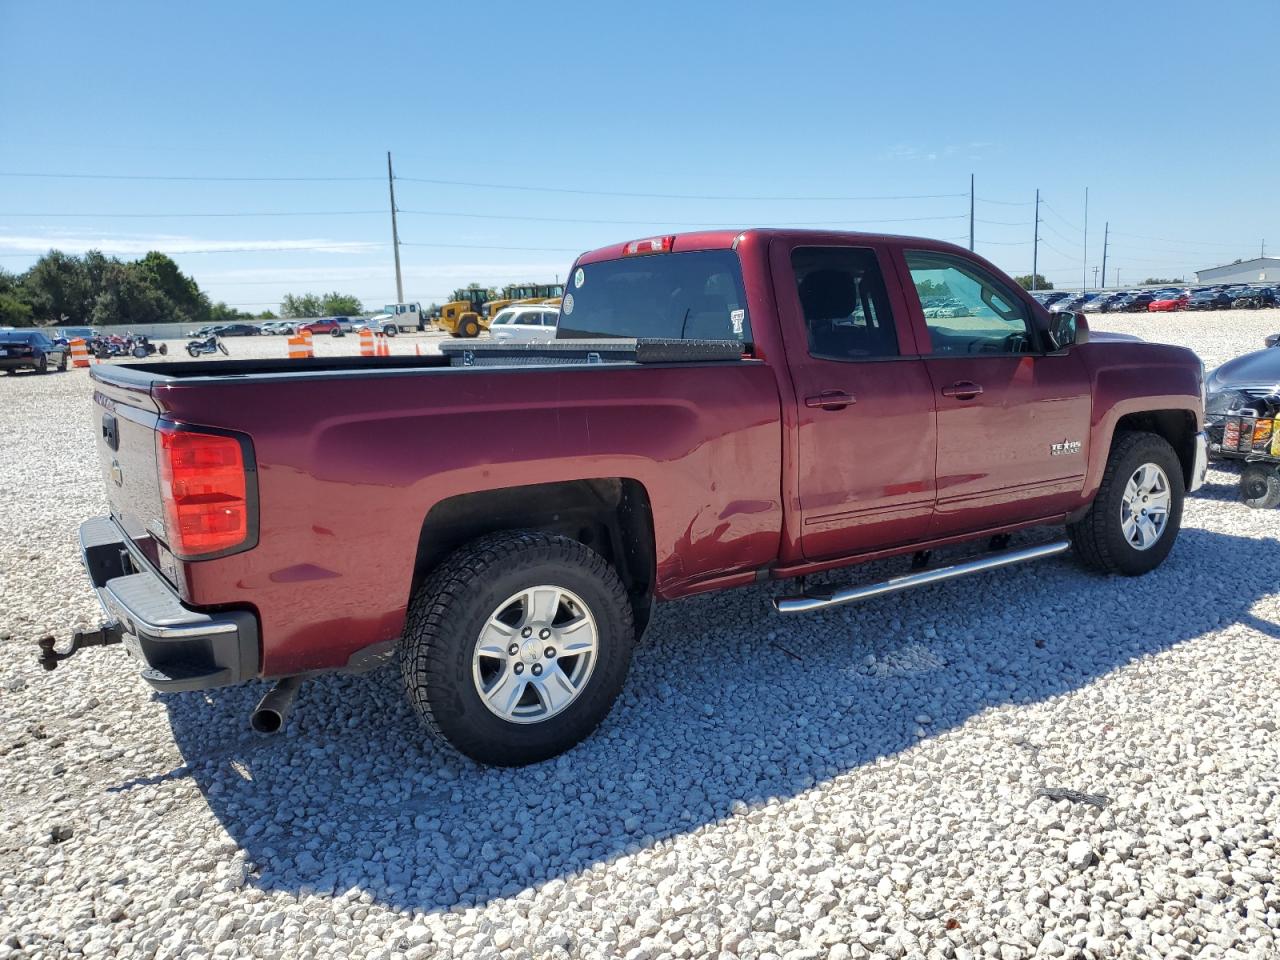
2,312,1279,960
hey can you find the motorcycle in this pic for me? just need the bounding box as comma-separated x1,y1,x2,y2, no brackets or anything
127,334,168,359
186,335,229,358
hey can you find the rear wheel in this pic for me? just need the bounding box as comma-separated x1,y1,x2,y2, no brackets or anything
384,326,397,337
1069,431,1184,576
400,531,635,766
1240,465,1280,509
34,355,48,374
58,353,68,372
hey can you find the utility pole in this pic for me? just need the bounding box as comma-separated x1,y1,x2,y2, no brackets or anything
1263,239,1267,258
1082,187,1089,291
1092,266,1100,287
1100,221,1109,289
1032,189,1041,291
968,174,975,252
387,151,404,303
1115,267,1120,287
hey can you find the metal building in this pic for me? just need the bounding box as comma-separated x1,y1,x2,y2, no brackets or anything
1194,257,1280,284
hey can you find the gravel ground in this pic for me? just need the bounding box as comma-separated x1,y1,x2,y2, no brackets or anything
2,311,1279,960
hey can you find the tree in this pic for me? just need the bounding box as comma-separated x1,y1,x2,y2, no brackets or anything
209,302,254,324
280,293,324,319
1013,274,1053,291
0,292,32,326
1142,277,1185,285
914,279,953,300
319,292,363,315
21,251,93,324
258,309,278,320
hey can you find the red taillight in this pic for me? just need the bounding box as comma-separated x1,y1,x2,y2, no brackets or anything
156,426,252,558
622,235,675,256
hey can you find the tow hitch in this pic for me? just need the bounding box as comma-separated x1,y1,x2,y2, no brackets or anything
37,621,124,671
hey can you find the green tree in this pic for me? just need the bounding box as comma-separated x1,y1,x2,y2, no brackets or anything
258,309,278,320
88,260,172,327
280,293,324,319
130,252,209,325
1142,277,1185,285
0,292,33,326
914,279,953,300
209,302,254,324
21,251,93,324
319,292,363,315
1013,274,1053,290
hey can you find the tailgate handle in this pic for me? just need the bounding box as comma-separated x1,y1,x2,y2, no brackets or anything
805,390,856,410
102,414,119,451
941,381,984,400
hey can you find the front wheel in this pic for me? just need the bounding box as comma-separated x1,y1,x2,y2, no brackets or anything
217,341,229,356
461,319,481,338
35,355,48,374
1069,431,1185,576
58,354,68,372
400,531,636,766
331,328,343,337
383,326,397,337
186,345,200,357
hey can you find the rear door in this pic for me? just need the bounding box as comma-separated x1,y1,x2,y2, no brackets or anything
770,240,937,560
895,249,1091,536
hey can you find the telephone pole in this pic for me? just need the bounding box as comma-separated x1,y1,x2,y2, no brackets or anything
1100,221,1109,289
1031,189,1041,291
387,151,404,303
968,174,975,252
1082,187,1089,291
1092,266,1100,287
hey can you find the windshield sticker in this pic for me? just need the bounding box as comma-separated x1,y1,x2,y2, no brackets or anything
562,293,575,316
730,308,745,335
574,267,585,289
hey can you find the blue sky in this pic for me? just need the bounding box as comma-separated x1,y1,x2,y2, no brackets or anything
3,0,1277,309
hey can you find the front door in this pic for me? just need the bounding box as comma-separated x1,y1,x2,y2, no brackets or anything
897,249,1092,537
772,241,938,560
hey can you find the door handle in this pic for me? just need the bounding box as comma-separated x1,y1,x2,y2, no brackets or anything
940,381,984,399
805,390,856,410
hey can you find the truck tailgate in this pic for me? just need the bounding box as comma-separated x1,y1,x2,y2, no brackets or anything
93,381,171,579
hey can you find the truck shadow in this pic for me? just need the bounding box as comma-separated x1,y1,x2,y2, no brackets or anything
130,524,1278,913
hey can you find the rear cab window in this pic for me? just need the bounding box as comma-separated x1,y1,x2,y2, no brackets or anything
557,250,751,345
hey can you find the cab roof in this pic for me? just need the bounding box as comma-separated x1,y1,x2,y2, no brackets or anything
574,228,974,266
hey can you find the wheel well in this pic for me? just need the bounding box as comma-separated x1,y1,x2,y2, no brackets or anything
1114,410,1197,487
411,479,656,633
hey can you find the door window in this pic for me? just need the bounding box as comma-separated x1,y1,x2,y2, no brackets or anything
790,247,899,361
905,252,1036,355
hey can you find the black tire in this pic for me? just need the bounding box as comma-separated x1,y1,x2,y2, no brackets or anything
34,355,48,374
217,342,229,356
384,326,397,337
400,531,635,766
58,354,68,372
1068,431,1185,576
1240,465,1280,509
186,345,199,358
462,319,480,338
331,328,343,337
159,343,168,356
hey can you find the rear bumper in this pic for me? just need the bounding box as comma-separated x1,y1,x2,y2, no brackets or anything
80,516,260,692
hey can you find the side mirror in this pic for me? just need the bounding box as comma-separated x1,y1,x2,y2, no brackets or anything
1048,311,1088,350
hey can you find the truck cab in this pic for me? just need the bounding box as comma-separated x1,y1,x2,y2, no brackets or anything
374,302,425,335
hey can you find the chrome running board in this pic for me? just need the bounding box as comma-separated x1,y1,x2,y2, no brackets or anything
773,540,1070,614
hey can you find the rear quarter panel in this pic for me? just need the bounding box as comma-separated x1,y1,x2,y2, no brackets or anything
153,362,784,676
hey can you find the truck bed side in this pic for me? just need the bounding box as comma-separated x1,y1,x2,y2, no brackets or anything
143,361,784,676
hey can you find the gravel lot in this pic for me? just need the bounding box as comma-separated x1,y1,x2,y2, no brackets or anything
2,312,1278,960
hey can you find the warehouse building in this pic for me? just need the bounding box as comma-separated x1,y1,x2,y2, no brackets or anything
1194,257,1280,284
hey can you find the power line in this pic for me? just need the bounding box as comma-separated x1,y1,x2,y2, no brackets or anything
0,210,386,218
395,175,967,203
400,241,581,253
976,195,1035,206
975,217,1032,227
0,171,381,182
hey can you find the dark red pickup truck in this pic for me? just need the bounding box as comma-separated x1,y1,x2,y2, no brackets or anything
51,229,1207,765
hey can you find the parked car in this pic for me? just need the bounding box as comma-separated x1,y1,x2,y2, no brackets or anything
1149,294,1189,312
212,323,262,337
1231,288,1277,309
0,329,69,373
56,326,96,342
1082,293,1125,313
296,318,347,337
1118,292,1156,312
1187,290,1232,311
1050,293,1096,314
187,325,218,338
257,321,287,335
488,305,559,344
1204,339,1280,507
54,228,1206,767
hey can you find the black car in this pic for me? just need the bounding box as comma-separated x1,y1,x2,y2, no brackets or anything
0,330,69,374
212,323,261,337
1119,292,1156,312
1186,290,1232,311
1232,287,1278,309
1205,340,1280,507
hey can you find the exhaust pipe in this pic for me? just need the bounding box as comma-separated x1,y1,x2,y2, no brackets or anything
250,676,304,734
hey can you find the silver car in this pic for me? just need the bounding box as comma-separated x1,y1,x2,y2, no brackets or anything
489,306,559,344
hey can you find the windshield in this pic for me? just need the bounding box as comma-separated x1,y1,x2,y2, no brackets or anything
492,310,517,325
557,250,750,343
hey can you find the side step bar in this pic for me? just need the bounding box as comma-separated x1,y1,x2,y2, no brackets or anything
774,540,1070,614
